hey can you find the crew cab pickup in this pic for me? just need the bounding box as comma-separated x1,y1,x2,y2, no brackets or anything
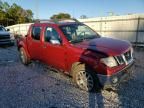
17,19,134,91
0,25,14,46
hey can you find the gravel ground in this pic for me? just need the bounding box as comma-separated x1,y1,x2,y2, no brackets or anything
0,45,144,108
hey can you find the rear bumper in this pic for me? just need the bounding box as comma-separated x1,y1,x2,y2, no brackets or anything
97,61,134,89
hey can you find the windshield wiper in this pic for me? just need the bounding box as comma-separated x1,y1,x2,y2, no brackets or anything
70,38,83,44
70,35,99,44
83,35,97,40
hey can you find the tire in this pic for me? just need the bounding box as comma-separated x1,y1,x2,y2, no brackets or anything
72,64,100,92
19,47,30,65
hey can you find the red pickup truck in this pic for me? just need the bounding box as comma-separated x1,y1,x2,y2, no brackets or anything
17,19,134,91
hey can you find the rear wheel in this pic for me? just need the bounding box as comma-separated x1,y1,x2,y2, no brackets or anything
72,64,100,92
19,47,30,65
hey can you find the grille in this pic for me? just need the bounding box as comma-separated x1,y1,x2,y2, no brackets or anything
0,35,10,40
115,55,124,65
0,39,11,42
124,50,131,62
115,49,133,65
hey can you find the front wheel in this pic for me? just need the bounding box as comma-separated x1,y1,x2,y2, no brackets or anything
72,64,100,92
19,47,30,65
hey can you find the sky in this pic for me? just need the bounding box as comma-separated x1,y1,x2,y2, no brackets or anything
2,0,144,19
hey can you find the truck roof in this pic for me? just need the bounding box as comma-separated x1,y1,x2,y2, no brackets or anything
33,19,82,26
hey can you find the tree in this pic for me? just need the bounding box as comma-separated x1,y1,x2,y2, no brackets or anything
80,15,87,19
0,0,33,26
0,0,10,25
26,10,33,21
50,13,71,20
2,2,10,12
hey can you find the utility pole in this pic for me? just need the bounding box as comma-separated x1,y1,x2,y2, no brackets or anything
35,0,39,19
135,17,140,47
107,12,114,16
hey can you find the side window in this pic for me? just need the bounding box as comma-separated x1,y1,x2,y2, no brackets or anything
32,26,41,40
45,27,61,44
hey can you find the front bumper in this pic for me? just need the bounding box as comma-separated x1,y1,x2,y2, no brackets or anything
97,61,134,89
0,39,14,46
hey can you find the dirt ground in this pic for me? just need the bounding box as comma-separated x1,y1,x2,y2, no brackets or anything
0,45,144,108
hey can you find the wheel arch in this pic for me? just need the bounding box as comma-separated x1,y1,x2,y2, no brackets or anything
18,42,31,60
70,60,97,76
70,62,82,76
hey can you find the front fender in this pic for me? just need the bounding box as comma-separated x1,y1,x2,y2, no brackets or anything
18,39,30,59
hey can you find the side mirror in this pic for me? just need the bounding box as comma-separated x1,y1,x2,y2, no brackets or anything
50,39,61,45
45,35,62,45
7,29,10,31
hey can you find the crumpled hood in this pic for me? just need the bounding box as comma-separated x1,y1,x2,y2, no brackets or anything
0,31,10,36
74,37,131,56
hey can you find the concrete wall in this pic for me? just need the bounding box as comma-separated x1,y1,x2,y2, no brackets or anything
79,14,144,45
6,23,33,36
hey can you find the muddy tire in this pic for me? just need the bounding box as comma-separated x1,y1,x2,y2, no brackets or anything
19,47,30,65
72,64,100,92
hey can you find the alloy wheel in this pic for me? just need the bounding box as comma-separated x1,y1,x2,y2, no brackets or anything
76,70,94,91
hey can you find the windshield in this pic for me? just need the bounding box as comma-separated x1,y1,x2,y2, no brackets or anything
0,27,6,31
60,24,100,44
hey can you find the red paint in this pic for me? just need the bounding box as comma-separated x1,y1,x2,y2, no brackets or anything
17,22,132,76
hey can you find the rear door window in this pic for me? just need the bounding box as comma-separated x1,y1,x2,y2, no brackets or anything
31,26,41,40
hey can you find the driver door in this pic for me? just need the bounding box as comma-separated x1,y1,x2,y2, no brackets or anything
42,26,66,70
